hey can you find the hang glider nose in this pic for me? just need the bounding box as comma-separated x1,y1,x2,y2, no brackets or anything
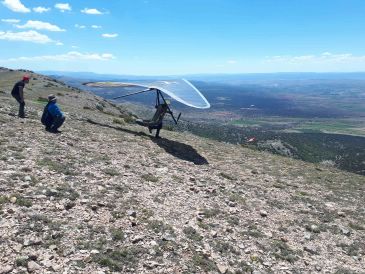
84,79,210,109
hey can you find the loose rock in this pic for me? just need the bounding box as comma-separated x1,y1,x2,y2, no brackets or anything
27,261,41,273
0,266,13,274
260,210,268,217
127,209,137,217
217,263,228,274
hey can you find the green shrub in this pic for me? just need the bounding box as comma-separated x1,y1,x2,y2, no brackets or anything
104,168,120,176
15,196,32,207
123,116,135,124
37,97,48,103
113,118,125,125
111,229,125,241
141,174,159,182
183,226,203,241
93,247,146,271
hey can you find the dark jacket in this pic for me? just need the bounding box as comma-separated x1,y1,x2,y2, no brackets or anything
47,101,63,117
11,80,25,96
41,101,63,127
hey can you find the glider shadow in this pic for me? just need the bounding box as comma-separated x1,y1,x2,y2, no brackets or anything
86,119,209,165
151,137,209,165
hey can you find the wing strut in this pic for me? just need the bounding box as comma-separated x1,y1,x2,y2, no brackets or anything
113,88,152,100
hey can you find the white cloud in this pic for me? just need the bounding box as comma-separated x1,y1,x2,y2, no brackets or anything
1,18,20,23
33,6,50,13
17,20,65,32
91,25,102,29
2,0,30,13
0,30,54,43
55,3,71,12
75,24,86,29
227,60,237,64
322,52,332,56
1,51,116,62
102,33,118,38
81,8,103,15
56,42,64,46
265,52,365,64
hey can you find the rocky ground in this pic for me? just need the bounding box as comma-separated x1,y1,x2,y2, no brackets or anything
0,68,364,273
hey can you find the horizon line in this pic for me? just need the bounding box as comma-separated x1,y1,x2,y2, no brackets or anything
35,70,365,77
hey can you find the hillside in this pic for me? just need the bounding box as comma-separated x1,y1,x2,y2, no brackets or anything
0,68,364,273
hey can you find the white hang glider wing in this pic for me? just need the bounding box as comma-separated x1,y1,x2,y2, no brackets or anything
148,79,210,109
84,79,210,109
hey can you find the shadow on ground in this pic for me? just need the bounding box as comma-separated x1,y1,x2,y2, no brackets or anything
86,119,209,165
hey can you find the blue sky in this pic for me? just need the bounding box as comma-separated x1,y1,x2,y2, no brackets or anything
1,0,365,75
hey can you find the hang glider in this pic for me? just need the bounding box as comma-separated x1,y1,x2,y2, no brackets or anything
84,79,210,137
84,79,210,109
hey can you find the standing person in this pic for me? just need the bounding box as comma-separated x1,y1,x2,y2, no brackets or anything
11,75,30,118
136,103,169,138
41,95,65,133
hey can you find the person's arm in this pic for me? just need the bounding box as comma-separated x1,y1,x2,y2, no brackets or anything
19,86,24,103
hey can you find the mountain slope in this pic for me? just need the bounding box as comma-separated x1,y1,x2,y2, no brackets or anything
0,68,364,273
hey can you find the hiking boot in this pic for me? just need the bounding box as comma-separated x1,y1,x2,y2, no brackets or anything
49,128,62,134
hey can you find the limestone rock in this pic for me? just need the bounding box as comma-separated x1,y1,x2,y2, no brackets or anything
127,209,137,218
340,227,351,236
0,266,13,274
217,263,228,274
260,210,268,217
27,261,41,273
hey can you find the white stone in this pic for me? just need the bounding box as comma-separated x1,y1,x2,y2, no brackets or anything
217,263,228,274
27,261,41,273
0,266,13,274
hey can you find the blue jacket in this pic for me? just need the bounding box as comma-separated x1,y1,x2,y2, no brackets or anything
47,101,63,117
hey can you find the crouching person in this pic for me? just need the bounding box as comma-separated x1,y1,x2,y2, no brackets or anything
41,95,65,133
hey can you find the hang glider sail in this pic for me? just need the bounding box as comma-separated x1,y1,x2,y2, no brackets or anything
148,79,210,109
84,79,210,109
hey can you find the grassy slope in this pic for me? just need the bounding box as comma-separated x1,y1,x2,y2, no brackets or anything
0,68,364,273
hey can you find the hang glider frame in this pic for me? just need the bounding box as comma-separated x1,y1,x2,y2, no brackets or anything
113,88,181,124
